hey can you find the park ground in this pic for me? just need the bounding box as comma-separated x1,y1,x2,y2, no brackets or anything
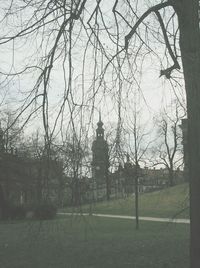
0,183,190,268
63,183,189,219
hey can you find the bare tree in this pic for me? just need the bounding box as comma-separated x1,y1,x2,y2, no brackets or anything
16,131,65,205
54,129,91,206
0,0,200,266
125,103,152,230
0,110,23,153
153,103,184,186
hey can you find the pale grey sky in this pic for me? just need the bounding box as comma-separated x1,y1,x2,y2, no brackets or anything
0,0,186,142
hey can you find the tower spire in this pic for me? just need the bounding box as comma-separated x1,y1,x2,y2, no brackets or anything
96,111,104,139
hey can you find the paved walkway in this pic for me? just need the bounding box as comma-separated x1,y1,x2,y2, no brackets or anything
58,212,190,224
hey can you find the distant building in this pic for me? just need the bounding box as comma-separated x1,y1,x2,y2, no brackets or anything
0,115,186,211
90,115,185,201
91,114,110,200
0,124,64,207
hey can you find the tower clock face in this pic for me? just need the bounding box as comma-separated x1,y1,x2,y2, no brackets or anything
96,166,100,170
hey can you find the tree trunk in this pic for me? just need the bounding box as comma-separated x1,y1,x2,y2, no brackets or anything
168,168,174,187
135,174,139,230
177,1,200,267
105,171,110,201
0,183,7,219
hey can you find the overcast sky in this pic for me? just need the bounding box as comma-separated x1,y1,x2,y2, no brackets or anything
0,0,186,143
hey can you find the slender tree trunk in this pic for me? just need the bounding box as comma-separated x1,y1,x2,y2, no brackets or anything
168,168,174,187
106,170,110,201
0,183,7,219
177,1,200,267
135,173,139,230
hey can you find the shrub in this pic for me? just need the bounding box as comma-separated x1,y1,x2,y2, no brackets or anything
34,203,57,220
10,205,26,220
2,204,27,220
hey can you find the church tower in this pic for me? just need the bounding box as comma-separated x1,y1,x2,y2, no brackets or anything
91,114,110,199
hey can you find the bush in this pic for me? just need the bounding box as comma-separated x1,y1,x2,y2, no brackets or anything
9,205,26,220
0,204,27,220
34,203,57,220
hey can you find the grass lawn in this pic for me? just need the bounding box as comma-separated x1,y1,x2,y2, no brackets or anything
64,183,189,219
0,216,189,268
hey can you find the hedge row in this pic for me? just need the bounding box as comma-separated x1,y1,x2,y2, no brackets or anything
0,203,57,220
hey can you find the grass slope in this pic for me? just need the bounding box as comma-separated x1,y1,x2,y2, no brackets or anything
0,217,189,268
66,183,189,218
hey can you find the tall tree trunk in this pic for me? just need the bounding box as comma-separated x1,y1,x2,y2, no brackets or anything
0,183,7,219
105,170,110,201
134,172,139,230
168,168,174,187
177,1,200,267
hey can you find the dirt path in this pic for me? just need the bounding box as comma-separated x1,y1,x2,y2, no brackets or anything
58,212,190,224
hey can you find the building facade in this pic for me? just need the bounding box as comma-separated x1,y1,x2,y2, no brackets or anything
0,124,64,209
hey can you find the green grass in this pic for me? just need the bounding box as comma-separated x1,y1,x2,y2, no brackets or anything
64,183,189,218
0,216,189,268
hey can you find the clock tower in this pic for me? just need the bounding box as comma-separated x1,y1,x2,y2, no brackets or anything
91,114,110,200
